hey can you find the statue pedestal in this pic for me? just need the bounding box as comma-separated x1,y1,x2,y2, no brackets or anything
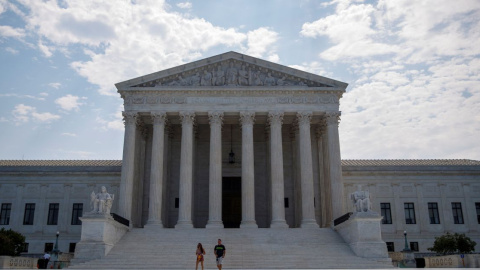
335,212,390,260
70,213,129,265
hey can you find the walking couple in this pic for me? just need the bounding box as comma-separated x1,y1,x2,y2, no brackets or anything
196,239,226,270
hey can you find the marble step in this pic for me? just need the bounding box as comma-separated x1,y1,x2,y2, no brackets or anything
69,228,393,269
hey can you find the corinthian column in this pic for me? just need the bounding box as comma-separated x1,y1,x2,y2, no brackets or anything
268,111,288,228
119,112,138,222
239,111,258,228
175,111,195,228
206,111,224,228
316,122,332,228
297,111,318,228
325,112,344,220
147,112,167,226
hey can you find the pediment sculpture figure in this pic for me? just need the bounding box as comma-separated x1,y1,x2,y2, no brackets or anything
213,66,225,86
90,186,114,215
201,70,212,86
264,72,276,86
226,62,238,85
190,72,201,86
350,185,371,212
238,65,249,86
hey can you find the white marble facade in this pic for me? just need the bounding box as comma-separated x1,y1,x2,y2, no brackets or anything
1,52,479,255
115,51,347,229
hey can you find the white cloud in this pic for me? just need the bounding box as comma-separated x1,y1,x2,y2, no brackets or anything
0,93,46,100
49,82,61,89
9,1,280,95
61,132,77,137
288,62,330,77
245,27,279,61
5,47,19,54
95,108,124,131
31,111,61,122
55,94,86,111
0,25,25,38
38,39,53,57
299,0,480,159
12,104,60,124
177,2,192,9
12,104,34,123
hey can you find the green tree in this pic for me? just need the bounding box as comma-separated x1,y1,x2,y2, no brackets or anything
0,228,26,256
428,233,477,255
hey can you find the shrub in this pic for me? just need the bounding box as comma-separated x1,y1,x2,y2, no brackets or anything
428,232,476,255
0,228,26,256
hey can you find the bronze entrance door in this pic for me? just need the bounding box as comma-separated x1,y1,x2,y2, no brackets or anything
222,177,241,228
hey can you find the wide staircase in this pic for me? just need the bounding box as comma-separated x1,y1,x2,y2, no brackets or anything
69,227,393,269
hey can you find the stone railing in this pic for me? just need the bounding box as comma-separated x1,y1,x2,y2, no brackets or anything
0,256,37,269
333,212,352,226
424,254,480,268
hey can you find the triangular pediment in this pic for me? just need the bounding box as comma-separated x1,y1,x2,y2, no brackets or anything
115,51,348,90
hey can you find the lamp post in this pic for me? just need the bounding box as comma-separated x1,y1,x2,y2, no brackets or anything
51,231,60,267
403,230,411,252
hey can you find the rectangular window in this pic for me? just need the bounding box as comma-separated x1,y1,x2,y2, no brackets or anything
452,202,464,224
175,198,179,208
410,242,419,251
47,203,59,225
69,243,76,253
476,203,480,224
404,203,416,224
44,243,53,253
23,203,35,225
386,242,395,252
428,202,440,224
22,243,29,253
380,203,392,224
284,198,289,208
71,203,83,225
0,203,12,225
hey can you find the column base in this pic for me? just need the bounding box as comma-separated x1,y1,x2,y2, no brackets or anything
145,220,164,226
175,220,193,229
240,220,258,228
270,220,289,228
144,221,164,228
300,219,319,228
206,220,224,228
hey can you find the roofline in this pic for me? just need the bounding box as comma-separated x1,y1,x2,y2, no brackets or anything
115,51,348,90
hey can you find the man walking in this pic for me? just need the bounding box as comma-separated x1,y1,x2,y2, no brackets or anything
214,238,226,270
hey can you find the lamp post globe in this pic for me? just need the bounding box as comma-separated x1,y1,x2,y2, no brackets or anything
53,231,60,256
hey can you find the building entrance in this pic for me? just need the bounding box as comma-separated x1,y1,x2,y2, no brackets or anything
222,177,241,228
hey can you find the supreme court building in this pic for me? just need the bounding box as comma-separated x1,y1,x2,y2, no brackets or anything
115,51,346,229
1,52,479,257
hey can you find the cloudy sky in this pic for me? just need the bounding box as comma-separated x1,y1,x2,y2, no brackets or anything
0,0,479,160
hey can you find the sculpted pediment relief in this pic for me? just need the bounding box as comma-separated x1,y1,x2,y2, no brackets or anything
132,60,330,88
116,52,348,90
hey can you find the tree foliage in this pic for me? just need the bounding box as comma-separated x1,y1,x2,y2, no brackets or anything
428,232,477,255
0,228,26,256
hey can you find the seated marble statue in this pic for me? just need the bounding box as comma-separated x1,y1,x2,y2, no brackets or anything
350,185,371,212
90,186,114,214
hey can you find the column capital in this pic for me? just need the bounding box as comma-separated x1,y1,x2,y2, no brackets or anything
325,111,341,126
239,111,255,126
297,111,313,126
122,111,138,125
268,111,284,126
151,111,167,125
208,111,224,126
179,111,195,125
